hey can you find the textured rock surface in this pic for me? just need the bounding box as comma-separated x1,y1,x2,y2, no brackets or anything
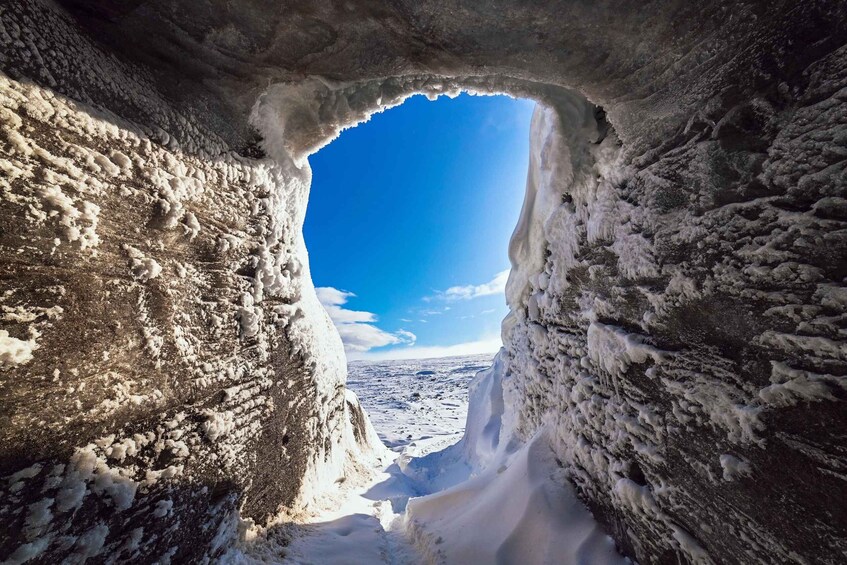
1,0,845,563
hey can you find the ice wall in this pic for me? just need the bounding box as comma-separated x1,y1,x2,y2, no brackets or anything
494,85,847,562
0,3,383,563
1,0,846,563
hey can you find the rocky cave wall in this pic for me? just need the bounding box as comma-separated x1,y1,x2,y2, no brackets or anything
0,2,384,562
1,0,846,563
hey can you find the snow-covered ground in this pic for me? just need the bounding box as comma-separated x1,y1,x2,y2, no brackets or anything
270,355,488,564
348,355,492,455
253,353,627,565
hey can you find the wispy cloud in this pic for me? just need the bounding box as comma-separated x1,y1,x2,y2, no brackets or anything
316,287,377,324
349,335,502,361
395,329,417,343
430,269,510,301
461,307,500,320
316,287,415,353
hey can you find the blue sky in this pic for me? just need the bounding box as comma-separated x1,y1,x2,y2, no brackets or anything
305,93,535,360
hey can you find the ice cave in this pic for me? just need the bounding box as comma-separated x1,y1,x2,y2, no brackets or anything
1,1,846,564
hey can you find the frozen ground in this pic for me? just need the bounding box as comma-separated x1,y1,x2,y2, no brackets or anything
251,353,627,565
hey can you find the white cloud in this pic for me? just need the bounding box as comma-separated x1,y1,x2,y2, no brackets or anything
432,269,510,301
395,329,417,344
315,287,376,323
316,287,415,353
421,309,444,316
335,323,410,353
349,335,502,361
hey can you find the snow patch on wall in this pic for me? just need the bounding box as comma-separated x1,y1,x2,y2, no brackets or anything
0,329,37,367
718,454,752,481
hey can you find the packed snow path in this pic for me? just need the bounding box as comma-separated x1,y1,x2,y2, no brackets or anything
275,355,485,564
261,354,626,565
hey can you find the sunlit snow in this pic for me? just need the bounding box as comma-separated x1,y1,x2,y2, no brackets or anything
249,354,627,564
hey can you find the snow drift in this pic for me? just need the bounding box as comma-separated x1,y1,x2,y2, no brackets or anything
405,354,627,565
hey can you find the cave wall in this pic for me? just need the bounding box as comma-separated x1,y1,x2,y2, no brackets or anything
503,82,847,564
0,3,381,563
1,0,846,563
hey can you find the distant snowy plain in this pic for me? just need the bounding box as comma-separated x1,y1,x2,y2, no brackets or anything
347,354,491,455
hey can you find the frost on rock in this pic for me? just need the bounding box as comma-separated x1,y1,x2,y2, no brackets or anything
0,330,37,367
494,77,847,561
1,0,846,563
0,3,382,562
124,245,163,282
495,52,847,565
718,454,752,482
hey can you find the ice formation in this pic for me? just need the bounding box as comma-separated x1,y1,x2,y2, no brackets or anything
1,0,846,563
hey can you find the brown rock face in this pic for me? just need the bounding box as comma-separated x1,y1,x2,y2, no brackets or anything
1,0,845,563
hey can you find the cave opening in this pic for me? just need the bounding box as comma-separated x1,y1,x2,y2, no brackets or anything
301,89,535,453
250,92,538,561
227,80,617,563
303,92,534,363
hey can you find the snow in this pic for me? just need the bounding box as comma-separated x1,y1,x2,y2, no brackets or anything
250,77,541,165
669,525,709,564
2,536,51,565
73,523,109,561
153,499,174,518
0,329,37,367
124,245,163,281
23,498,54,539
757,361,843,407
586,321,667,381
230,353,626,564
0,63,638,563
2,3,843,561
407,429,627,565
718,454,752,481
0,63,372,560
346,355,487,452
202,409,236,442
613,478,659,516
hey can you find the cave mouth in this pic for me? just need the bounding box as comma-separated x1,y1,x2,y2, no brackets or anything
225,83,620,562
303,92,534,363
227,89,552,561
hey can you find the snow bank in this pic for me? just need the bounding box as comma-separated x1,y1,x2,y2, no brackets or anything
456,353,510,470
406,354,627,565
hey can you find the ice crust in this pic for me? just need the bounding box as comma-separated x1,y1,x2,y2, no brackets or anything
0,10,386,559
